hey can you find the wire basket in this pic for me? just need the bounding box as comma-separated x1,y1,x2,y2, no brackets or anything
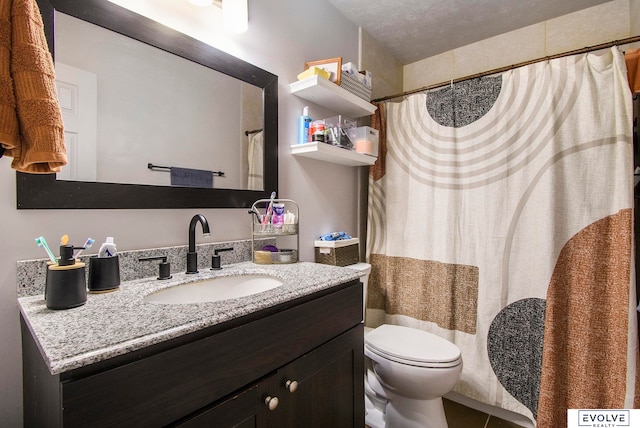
249,198,299,264
314,238,359,266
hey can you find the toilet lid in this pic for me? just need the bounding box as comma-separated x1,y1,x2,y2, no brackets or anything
365,324,461,367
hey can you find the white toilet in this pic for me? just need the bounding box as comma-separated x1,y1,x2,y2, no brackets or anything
348,263,463,428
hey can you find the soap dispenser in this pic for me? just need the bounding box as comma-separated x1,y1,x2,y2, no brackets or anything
58,244,77,266
45,243,87,310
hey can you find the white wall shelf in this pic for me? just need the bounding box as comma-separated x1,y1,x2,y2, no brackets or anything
290,142,376,167
290,76,377,166
290,76,377,118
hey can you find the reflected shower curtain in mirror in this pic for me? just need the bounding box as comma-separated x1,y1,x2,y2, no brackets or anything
366,47,638,427
247,130,263,190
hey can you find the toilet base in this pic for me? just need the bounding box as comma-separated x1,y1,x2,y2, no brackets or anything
365,396,386,428
368,393,449,428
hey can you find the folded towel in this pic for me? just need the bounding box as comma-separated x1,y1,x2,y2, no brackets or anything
0,0,66,173
318,231,352,241
170,167,213,188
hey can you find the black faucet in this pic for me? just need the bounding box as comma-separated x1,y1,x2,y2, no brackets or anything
139,255,172,280
211,247,234,270
187,214,210,274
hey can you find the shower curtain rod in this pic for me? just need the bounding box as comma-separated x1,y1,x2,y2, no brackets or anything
372,34,640,103
245,128,263,136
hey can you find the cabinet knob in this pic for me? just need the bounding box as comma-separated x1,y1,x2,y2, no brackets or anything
264,395,279,411
285,379,299,393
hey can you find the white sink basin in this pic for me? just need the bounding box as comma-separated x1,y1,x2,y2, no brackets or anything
144,274,283,304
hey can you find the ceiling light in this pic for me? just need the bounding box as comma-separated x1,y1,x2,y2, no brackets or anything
222,0,248,33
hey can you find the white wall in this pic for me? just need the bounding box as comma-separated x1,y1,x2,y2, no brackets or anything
0,0,360,424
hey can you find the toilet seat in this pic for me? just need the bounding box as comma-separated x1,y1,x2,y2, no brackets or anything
365,324,462,368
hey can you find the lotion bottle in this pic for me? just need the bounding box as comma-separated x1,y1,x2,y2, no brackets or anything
298,106,311,144
98,237,118,257
271,203,285,228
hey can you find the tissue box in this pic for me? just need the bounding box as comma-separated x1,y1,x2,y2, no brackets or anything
314,238,359,266
339,71,372,101
347,126,379,157
342,62,360,76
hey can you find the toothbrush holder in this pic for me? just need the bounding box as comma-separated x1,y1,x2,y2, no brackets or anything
88,255,121,293
45,262,87,310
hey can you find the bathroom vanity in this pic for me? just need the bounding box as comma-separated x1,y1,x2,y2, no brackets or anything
19,262,364,427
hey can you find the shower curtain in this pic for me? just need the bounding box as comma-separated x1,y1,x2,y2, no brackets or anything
366,47,638,427
247,130,263,190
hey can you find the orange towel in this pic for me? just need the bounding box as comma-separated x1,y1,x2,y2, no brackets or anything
0,0,66,173
625,48,640,94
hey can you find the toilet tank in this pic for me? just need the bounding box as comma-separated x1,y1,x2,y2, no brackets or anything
347,263,371,322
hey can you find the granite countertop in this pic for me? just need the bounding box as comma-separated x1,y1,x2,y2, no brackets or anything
18,262,363,375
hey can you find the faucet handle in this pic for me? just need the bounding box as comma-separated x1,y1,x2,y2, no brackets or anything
139,255,172,280
211,247,234,270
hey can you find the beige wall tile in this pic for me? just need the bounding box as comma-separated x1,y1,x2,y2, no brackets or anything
403,24,545,93
453,23,546,79
546,0,630,56
404,51,453,92
360,29,403,100
630,0,640,36
401,0,633,92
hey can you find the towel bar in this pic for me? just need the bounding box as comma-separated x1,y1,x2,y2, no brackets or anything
147,163,224,177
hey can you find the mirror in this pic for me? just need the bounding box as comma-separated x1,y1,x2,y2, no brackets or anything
17,0,278,209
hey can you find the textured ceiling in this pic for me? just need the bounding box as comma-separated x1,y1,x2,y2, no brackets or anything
328,0,614,64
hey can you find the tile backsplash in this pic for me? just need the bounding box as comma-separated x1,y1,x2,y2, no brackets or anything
17,238,274,297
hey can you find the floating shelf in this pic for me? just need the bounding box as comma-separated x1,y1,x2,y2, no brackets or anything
290,142,377,167
290,76,377,118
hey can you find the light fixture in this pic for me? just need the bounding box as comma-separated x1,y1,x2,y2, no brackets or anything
222,0,248,33
184,0,247,33
187,0,213,7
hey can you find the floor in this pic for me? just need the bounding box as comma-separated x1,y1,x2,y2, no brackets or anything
443,399,524,428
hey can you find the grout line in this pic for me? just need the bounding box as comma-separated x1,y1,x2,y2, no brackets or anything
483,414,491,428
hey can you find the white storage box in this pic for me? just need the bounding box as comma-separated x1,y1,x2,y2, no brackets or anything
347,126,379,157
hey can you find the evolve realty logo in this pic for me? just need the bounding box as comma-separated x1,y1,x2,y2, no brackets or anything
567,410,633,428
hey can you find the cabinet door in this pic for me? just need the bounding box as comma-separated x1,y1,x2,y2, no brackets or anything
174,385,259,428
172,326,363,428
275,325,364,427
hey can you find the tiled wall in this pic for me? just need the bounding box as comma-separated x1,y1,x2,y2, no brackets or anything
360,29,403,100
404,0,638,92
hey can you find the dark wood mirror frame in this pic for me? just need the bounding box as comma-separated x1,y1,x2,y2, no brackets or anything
17,0,278,209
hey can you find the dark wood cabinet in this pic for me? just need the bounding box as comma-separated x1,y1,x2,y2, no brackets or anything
177,326,363,427
22,280,364,427
175,385,261,428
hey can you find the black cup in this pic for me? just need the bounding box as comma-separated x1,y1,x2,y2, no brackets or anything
88,255,121,293
45,263,87,310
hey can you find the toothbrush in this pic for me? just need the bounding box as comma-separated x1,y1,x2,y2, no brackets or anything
35,236,58,265
262,191,276,225
74,238,95,258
